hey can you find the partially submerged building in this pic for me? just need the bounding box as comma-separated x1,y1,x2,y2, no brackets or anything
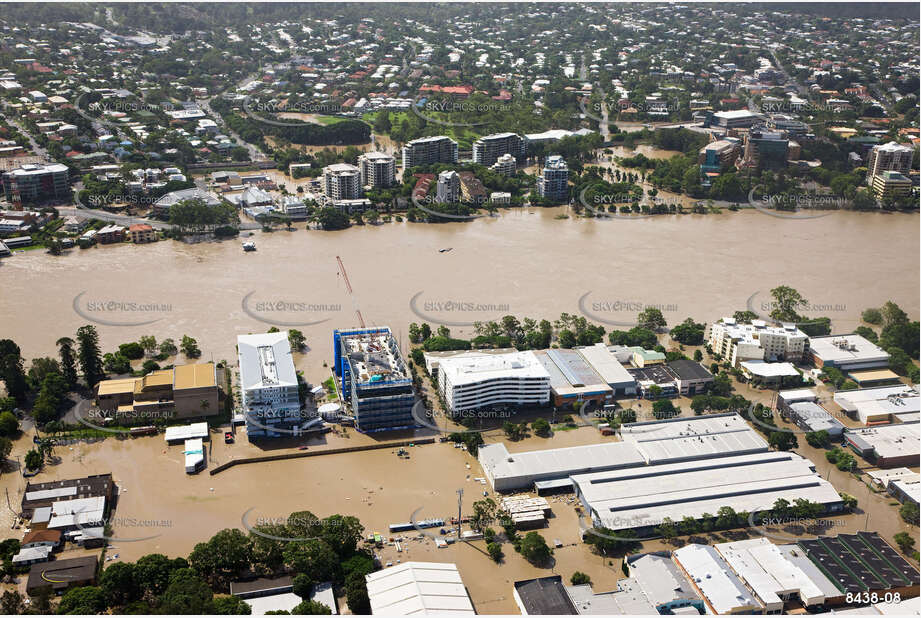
478,413,771,493
334,327,415,432
844,422,920,468
365,562,474,615
238,332,301,439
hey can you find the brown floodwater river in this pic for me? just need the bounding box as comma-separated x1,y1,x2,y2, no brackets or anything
0,208,916,386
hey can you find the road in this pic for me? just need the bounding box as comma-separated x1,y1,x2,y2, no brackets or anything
0,113,49,159
197,72,267,163
769,46,806,96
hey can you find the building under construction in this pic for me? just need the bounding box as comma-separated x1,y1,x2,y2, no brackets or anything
333,326,416,432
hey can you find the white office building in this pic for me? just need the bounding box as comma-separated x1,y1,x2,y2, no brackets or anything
401,135,458,169
472,132,524,167
708,318,808,366
537,155,569,202
358,152,396,188
322,163,362,201
438,351,550,414
238,332,301,439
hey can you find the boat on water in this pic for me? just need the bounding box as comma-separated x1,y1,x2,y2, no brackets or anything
438,247,453,253
242,241,256,252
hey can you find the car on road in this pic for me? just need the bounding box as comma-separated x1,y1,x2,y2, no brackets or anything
224,431,234,444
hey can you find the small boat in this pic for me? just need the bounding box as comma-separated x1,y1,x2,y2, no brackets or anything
438,247,452,253
242,241,256,252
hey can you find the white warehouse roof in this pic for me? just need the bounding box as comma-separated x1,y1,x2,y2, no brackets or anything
715,538,826,608
573,451,842,532
673,545,761,614
365,562,474,615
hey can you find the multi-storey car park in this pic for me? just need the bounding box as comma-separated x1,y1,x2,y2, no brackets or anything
333,326,416,432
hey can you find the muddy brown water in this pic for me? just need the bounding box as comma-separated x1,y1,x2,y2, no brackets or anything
0,203,918,612
0,208,916,388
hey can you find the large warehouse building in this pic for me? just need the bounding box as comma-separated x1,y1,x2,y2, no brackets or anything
478,413,770,492
844,422,920,468
572,451,843,535
833,385,919,425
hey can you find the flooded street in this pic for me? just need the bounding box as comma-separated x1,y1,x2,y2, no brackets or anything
0,209,916,387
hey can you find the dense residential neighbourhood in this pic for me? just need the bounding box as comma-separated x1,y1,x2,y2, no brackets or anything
0,2,917,616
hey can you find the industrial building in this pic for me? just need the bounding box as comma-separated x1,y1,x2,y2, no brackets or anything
238,331,302,439
575,343,637,397
833,385,919,425
472,132,525,167
628,359,714,398
26,555,98,596
437,351,550,414
512,576,578,615
401,135,459,169
21,474,114,519
796,532,919,599
537,155,569,202
334,326,416,432
708,318,808,367
572,451,843,535
532,348,612,406
1,162,69,203
358,151,396,188
672,544,762,614
786,401,845,438
478,413,770,492
844,422,920,468
809,334,891,372
95,362,219,420
739,360,802,386
715,538,828,610
365,562,475,615
624,552,704,614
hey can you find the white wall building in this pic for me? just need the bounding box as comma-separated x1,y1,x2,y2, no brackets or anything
358,151,396,189
322,163,362,201
438,351,550,414
673,545,762,614
401,135,458,169
238,332,301,439
708,318,808,366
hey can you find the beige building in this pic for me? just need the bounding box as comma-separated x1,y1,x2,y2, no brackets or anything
870,170,912,199
129,223,157,243
708,318,808,367
96,363,219,420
